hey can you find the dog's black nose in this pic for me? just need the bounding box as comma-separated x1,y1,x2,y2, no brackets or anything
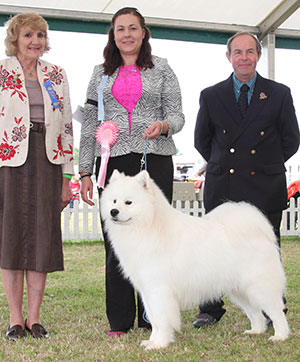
110,209,119,217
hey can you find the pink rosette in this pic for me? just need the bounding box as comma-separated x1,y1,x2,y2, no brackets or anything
96,121,119,188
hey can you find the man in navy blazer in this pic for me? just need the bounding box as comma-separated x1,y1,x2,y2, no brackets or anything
194,32,300,328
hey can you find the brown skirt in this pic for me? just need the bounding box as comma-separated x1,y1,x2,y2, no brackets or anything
0,126,64,272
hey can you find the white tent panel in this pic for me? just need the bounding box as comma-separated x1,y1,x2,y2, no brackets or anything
279,6,300,29
1,0,299,30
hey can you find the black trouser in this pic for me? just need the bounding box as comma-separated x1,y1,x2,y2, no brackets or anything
198,210,284,321
96,153,173,332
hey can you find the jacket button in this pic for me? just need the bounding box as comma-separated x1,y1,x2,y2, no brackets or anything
230,148,235,153
223,129,227,134
251,149,256,155
229,169,235,174
260,131,265,136
250,171,256,176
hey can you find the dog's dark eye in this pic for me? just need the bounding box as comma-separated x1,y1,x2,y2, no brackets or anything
125,200,132,205
113,200,117,204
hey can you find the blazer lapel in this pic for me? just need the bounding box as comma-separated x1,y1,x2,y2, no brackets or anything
216,75,241,126
247,74,270,122
231,73,271,142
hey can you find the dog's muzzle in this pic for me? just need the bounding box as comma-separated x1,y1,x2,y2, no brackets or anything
110,209,119,218
109,208,131,224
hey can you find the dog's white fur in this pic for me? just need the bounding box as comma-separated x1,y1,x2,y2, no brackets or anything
101,170,289,349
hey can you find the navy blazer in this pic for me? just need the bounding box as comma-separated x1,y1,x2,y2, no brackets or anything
194,73,300,213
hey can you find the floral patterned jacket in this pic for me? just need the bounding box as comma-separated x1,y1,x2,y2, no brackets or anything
0,56,74,174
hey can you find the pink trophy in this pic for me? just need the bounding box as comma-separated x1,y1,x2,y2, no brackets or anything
96,121,119,189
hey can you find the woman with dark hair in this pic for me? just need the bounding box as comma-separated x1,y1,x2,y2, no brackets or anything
0,12,73,341
103,7,154,75
79,7,184,336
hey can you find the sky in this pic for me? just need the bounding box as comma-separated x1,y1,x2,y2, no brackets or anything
0,27,299,178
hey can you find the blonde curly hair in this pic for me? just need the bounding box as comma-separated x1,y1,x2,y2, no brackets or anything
5,12,50,56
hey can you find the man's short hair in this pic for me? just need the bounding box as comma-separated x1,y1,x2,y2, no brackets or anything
227,32,262,55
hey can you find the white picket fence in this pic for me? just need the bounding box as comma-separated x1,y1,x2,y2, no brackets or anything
62,183,300,240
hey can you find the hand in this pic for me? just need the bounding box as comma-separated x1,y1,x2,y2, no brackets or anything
80,176,95,206
143,121,167,140
61,177,72,211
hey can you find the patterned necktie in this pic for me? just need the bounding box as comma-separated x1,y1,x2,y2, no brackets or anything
238,84,249,118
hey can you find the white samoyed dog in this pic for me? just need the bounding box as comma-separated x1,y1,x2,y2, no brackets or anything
100,170,289,349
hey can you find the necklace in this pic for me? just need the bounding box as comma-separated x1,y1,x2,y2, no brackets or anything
20,61,37,78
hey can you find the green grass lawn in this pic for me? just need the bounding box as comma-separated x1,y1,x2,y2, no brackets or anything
0,237,299,361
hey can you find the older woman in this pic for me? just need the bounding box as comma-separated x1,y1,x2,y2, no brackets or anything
79,7,184,336
0,12,74,340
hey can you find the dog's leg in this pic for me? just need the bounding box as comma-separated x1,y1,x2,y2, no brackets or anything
264,308,289,341
141,325,175,350
243,310,266,335
244,285,289,341
253,289,290,341
232,288,289,341
230,293,266,335
140,290,181,350
269,318,289,341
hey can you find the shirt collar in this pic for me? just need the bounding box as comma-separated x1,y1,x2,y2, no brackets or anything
233,73,257,102
233,72,257,93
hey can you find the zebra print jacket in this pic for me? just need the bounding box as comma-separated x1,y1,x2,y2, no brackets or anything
79,56,185,174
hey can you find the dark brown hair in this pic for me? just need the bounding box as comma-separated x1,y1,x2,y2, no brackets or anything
103,7,153,75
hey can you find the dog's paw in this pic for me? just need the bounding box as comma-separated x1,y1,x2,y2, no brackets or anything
141,340,159,350
243,329,264,335
141,339,152,348
268,335,288,342
141,338,171,350
145,342,169,350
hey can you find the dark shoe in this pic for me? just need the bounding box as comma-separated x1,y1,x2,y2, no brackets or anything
193,313,218,328
5,325,26,341
25,320,50,339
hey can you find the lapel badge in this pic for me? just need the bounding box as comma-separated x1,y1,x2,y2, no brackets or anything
259,92,268,100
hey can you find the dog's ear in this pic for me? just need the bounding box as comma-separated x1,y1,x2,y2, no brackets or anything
110,169,122,183
136,170,150,189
